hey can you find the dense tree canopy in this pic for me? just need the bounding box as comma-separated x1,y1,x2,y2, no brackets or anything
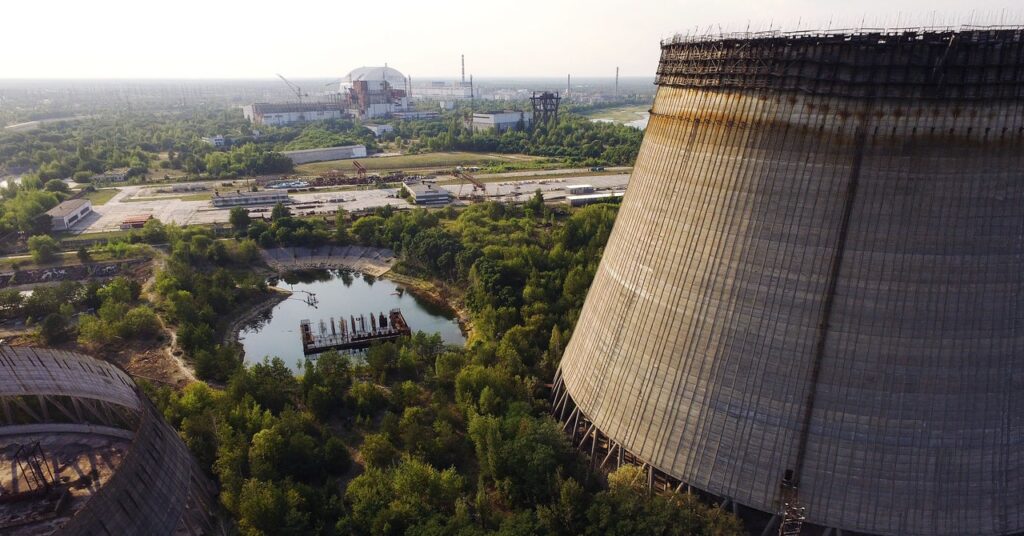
143,200,741,536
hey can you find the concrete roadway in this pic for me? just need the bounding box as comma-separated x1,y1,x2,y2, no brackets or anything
72,173,630,234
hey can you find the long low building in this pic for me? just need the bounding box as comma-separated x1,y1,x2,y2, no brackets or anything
242,102,347,126
211,190,290,208
403,182,451,204
283,145,367,164
46,198,93,231
564,191,623,207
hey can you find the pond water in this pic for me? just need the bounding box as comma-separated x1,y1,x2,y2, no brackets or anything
238,270,465,370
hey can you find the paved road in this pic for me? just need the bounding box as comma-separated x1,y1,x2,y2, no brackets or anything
73,173,631,234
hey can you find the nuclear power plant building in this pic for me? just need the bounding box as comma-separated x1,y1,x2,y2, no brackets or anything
553,28,1024,535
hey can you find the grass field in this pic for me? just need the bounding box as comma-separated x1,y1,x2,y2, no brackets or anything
295,152,545,175
583,105,650,124
81,188,120,206
437,169,627,186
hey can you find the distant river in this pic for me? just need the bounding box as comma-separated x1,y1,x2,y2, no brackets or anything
238,269,465,371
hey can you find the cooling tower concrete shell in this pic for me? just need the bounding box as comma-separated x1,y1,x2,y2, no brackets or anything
554,29,1024,535
0,346,219,535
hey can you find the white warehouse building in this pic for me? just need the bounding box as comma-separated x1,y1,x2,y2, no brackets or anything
413,81,473,100
242,103,347,126
211,191,290,208
471,111,531,133
46,199,93,231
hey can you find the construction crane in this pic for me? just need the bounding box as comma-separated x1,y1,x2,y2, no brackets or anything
277,74,309,103
454,170,486,200
353,161,368,180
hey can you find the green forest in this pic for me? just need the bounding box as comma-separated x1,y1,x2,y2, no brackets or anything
0,199,744,535
151,202,742,535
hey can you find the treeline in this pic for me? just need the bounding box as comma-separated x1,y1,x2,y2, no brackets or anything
278,123,378,152
0,109,372,182
0,109,250,179
381,114,643,165
149,201,742,535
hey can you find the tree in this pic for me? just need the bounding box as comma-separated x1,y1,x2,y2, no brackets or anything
237,479,310,535
525,189,547,218
271,203,291,221
27,235,60,264
39,312,71,344
0,289,24,321
301,351,352,419
584,466,744,536
228,357,301,414
44,179,69,192
360,433,399,468
365,342,399,382
230,207,251,229
139,219,168,243
76,247,91,263
467,405,578,507
334,209,351,244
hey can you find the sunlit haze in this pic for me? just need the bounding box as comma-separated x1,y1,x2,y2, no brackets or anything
2,0,1019,79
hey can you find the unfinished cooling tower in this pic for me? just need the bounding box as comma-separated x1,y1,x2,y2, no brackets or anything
553,28,1024,535
0,346,219,535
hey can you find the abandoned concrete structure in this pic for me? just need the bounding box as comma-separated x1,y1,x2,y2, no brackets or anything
553,28,1024,536
0,346,219,535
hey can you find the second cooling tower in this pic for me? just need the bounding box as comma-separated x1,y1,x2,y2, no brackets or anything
553,28,1024,536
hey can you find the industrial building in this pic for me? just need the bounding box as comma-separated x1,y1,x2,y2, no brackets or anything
470,111,531,133
564,184,594,195
201,135,227,147
211,190,290,207
344,66,408,88
403,182,451,204
553,28,1024,536
338,67,411,119
0,346,219,535
364,124,393,137
283,144,367,164
242,102,347,125
45,199,92,231
412,81,474,101
564,191,621,207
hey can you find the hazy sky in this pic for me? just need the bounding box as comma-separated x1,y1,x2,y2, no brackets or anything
1,0,1019,79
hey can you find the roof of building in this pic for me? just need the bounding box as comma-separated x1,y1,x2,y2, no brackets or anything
405,182,450,196
345,66,406,87
475,110,526,117
46,198,90,218
216,190,289,199
566,192,624,201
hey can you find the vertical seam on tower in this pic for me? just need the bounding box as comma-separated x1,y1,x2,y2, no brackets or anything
794,122,869,485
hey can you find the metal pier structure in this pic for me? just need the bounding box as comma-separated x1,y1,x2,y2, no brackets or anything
300,308,411,354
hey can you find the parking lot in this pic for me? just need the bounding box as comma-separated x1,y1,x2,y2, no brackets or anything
71,173,630,234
